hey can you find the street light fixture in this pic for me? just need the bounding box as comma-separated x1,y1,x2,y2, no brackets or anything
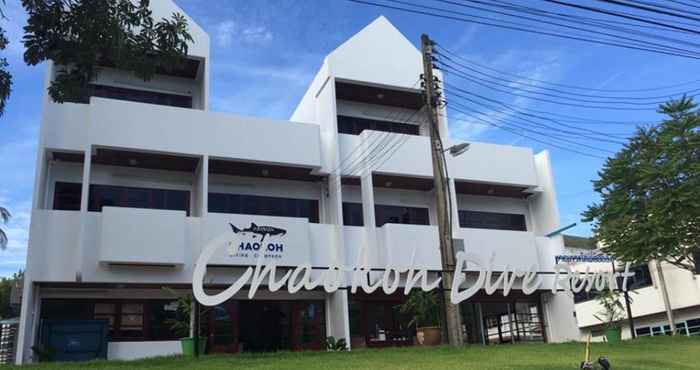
444,142,470,157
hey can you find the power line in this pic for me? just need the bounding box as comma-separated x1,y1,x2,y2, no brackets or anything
444,89,631,142
434,0,700,48
436,57,700,102
596,0,700,22
447,100,618,153
347,0,700,59
436,44,700,93
489,0,700,33
442,82,653,126
447,106,607,159
544,0,700,34
441,71,656,110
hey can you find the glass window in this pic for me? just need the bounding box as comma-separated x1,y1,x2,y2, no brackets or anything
337,115,420,136
686,319,700,336
635,327,652,337
53,182,82,211
342,202,364,226
119,303,144,338
375,204,429,227
94,303,117,334
147,301,180,341
208,193,319,223
88,84,193,108
458,210,527,231
625,265,653,290
88,185,190,215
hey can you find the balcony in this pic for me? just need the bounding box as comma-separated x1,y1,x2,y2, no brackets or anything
447,142,539,188
377,223,441,270
43,98,322,169
338,132,432,178
458,228,540,272
99,207,187,266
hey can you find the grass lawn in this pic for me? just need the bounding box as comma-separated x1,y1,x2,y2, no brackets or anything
12,336,700,369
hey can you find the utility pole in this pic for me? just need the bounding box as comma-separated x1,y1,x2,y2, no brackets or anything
421,33,463,346
655,260,677,335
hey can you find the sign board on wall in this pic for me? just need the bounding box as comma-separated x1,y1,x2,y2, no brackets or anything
202,213,311,267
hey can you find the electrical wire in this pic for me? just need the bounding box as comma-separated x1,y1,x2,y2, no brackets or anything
346,0,700,59
436,44,700,93
437,58,700,103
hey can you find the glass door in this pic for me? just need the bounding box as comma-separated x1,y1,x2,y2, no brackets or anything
207,302,239,353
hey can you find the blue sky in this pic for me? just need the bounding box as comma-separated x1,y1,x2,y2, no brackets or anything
0,0,696,277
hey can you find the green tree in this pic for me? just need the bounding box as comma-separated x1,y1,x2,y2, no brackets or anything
0,0,12,116
22,0,193,104
583,97,700,271
0,270,23,318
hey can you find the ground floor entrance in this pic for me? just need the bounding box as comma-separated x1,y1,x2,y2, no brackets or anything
461,293,545,345
208,300,325,353
38,296,327,356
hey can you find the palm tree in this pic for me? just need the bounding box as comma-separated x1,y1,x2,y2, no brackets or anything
0,206,9,249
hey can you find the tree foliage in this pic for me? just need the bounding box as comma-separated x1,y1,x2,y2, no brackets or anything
21,0,193,103
0,0,12,116
583,97,700,271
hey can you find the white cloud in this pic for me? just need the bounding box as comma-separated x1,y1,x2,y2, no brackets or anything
216,20,273,47
216,20,236,47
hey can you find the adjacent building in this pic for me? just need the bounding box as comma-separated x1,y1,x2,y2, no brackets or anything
567,238,700,340
17,0,581,363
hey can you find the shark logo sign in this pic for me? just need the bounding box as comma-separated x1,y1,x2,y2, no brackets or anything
228,222,288,261
230,222,286,242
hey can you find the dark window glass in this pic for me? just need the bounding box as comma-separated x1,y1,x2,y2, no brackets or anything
458,210,527,231
88,185,190,215
147,301,181,340
635,327,651,336
623,264,653,290
686,319,700,335
337,115,420,136
85,84,193,108
342,202,364,226
208,193,319,223
41,300,180,341
375,204,429,227
53,182,82,210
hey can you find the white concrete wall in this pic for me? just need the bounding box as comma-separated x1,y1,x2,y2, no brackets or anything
107,341,182,361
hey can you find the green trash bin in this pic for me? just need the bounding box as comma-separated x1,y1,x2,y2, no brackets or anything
180,337,207,356
604,327,622,343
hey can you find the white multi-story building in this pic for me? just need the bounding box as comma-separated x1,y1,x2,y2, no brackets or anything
17,0,581,363
567,237,700,340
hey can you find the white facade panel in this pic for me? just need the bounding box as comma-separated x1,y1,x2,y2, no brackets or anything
447,142,539,187
99,207,187,266
459,228,539,272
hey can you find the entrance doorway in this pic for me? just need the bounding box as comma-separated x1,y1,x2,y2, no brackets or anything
207,300,325,353
461,295,545,345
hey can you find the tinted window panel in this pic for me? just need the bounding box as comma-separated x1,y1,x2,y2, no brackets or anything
375,204,429,227
342,202,364,226
337,115,420,136
53,182,82,210
88,185,190,215
458,210,527,231
208,193,319,223
88,84,193,108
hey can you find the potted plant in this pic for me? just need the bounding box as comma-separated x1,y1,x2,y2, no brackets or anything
400,290,442,346
163,288,208,356
593,289,626,343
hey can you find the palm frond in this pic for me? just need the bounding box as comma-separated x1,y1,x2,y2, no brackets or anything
0,207,10,224
0,228,7,249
